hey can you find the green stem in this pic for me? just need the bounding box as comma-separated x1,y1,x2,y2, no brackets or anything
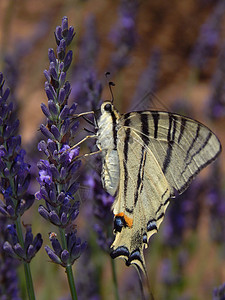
110,258,120,300
59,227,67,249
15,217,24,247
15,218,36,300
59,227,78,300
23,262,36,300
66,265,78,300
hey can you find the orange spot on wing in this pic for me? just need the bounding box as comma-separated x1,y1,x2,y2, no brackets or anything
116,212,133,228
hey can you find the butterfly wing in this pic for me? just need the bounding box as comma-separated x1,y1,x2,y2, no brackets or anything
110,111,221,272
111,126,172,272
121,111,221,195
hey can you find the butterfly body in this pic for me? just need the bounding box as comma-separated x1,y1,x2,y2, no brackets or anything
95,101,221,273
96,103,121,196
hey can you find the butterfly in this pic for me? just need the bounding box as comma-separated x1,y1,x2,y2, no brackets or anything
92,99,221,274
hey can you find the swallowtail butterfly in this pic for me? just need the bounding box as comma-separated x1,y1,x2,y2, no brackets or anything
94,99,221,274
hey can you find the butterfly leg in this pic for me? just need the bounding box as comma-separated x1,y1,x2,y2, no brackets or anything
76,149,102,160
73,111,95,119
70,137,102,162
70,134,98,150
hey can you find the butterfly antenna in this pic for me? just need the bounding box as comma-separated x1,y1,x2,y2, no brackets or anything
105,71,115,104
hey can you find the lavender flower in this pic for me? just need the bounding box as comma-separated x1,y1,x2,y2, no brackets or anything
213,283,225,300
3,15,50,93
90,170,114,252
71,15,101,111
36,17,86,270
190,0,225,70
72,71,102,113
0,72,42,299
160,179,205,297
76,263,101,300
76,15,99,70
207,42,225,119
0,73,38,226
3,224,42,263
109,0,139,72
0,216,21,300
207,160,225,244
78,80,114,253
163,177,203,247
45,231,87,267
0,74,34,219
130,49,161,110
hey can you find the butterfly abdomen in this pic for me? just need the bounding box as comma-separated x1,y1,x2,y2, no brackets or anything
101,150,120,196
96,102,121,196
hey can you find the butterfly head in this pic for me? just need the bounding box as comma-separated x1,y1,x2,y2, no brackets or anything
101,101,113,114
95,101,120,124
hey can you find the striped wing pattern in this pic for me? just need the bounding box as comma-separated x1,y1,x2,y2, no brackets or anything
110,111,221,272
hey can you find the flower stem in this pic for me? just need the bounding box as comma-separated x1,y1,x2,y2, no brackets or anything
59,227,78,300
59,227,67,249
23,262,36,300
15,218,36,300
111,258,120,300
66,265,78,300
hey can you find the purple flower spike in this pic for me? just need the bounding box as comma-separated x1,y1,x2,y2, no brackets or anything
61,212,68,226
3,241,16,257
213,283,225,299
55,26,62,45
14,243,25,259
67,27,75,46
46,230,86,267
47,139,57,154
37,16,86,271
3,225,43,263
24,227,33,249
63,50,73,72
40,124,54,139
61,16,68,33
27,245,35,260
68,182,79,195
0,72,42,267
57,39,66,61
59,71,66,87
48,48,57,65
58,88,66,105
41,103,51,118
44,69,51,83
51,125,60,140
38,140,48,152
48,100,58,116
0,216,21,298
61,249,70,264
49,62,58,80
45,82,56,100
59,104,69,119
49,210,61,226
51,238,63,256
109,0,138,72
45,245,62,264
190,1,225,70
70,121,79,136
38,205,49,219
